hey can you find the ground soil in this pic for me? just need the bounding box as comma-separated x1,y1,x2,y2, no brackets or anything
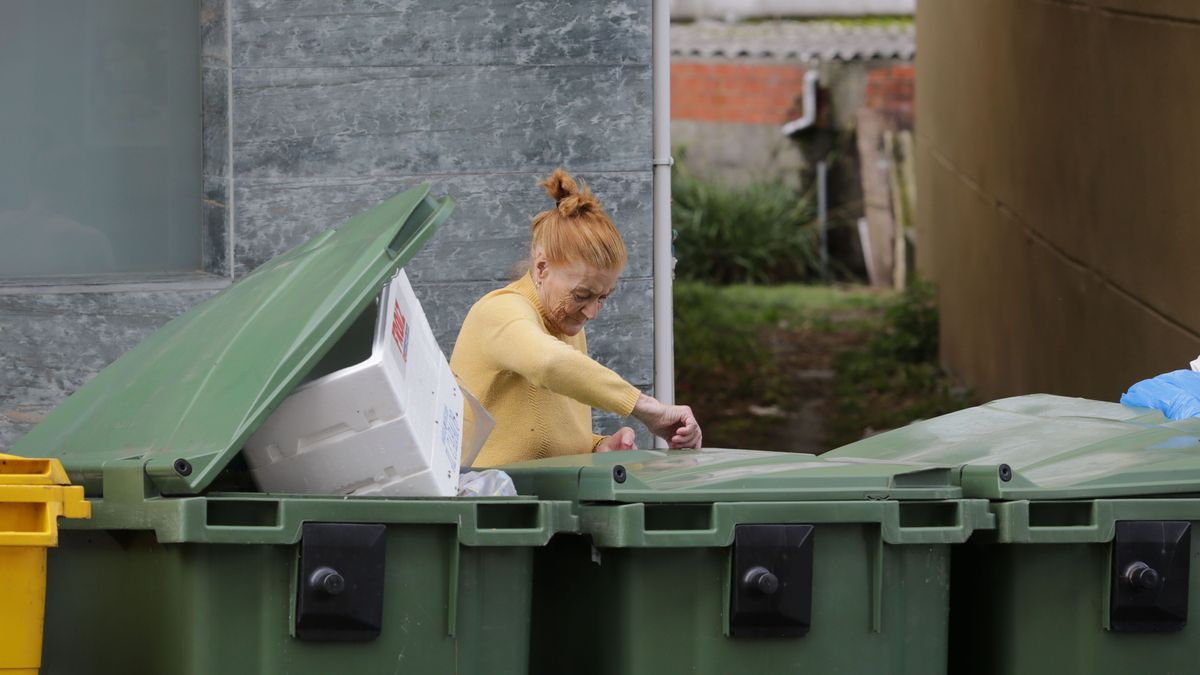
684,308,880,454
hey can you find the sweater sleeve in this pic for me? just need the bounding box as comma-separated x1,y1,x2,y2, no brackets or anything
475,294,641,416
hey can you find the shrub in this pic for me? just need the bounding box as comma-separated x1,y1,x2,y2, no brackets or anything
673,282,894,449
830,282,974,443
673,281,777,405
672,168,820,285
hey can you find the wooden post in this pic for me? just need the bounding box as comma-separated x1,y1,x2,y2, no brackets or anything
856,107,895,287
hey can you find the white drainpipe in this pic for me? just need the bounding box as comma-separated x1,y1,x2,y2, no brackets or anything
652,0,674,447
781,69,820,136
783,68,825,279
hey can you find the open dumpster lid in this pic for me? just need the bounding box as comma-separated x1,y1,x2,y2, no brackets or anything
501,448,962,502
824,394,1200,500
10,185,453,496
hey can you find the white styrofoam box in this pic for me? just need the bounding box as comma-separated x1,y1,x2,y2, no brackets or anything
243,269,481,497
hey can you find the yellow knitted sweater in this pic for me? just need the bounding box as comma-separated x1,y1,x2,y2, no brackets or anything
450,274,642,466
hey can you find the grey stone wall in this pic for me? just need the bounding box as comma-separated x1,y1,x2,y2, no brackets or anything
0,0,655,448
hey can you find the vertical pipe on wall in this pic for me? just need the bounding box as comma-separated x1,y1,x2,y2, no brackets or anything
817,159,828,281
781,70,820,137
225,0,235,279
652,0,674,447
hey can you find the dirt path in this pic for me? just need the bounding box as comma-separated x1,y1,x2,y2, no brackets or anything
686,309,879,454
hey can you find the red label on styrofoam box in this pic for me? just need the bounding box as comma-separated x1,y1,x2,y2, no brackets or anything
391,300,409,361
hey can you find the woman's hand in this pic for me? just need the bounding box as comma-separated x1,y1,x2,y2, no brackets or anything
595,426,637,453
632,394,703,449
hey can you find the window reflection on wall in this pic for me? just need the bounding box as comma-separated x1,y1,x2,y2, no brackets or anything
0,0,200,279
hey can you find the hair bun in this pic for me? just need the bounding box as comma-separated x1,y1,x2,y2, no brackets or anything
540,168,600,219
527,167,627,272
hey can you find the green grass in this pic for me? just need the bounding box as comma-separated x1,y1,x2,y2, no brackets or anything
824,16,913,28
829,282,974,444
708,284,894,329
736,15,913,28
674,281,974,451
674,282,894,442
674,283,777,405
666,162,965,451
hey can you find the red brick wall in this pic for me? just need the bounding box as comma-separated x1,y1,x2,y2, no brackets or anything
865,64,915,128
671,62,808,125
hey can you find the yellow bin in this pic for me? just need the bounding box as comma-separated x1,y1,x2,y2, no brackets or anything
0,454,89,674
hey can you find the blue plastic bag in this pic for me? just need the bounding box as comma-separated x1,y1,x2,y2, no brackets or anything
1121,370,1200,420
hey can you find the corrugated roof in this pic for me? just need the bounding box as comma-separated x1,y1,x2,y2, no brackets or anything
671,0,915,21
671,19,915,62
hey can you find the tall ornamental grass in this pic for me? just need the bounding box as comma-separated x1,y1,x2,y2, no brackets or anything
672,169,820,285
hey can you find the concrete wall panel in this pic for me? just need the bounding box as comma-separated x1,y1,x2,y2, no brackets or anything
1,1,656,447
233,0,650,68
920,0,1200,399
233,174,652,281
932,154,1197,400
1092,11,1200,332
1086,0,1200,22
0,289,219,448
231,65,650,182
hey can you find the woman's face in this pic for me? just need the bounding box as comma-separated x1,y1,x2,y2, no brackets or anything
533,255,620,337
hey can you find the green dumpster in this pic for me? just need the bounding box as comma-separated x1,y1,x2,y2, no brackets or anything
827,394,1200,675
502,448,994,675
9,185,578,674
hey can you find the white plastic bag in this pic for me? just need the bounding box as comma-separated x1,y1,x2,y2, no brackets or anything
457,470,518,497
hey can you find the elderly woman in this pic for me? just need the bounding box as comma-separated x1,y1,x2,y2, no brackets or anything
451,168,703,466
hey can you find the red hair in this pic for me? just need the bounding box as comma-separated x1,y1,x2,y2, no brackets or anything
530,168,627,272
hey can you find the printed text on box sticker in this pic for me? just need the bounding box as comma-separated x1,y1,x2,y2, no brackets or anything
391,300,409,361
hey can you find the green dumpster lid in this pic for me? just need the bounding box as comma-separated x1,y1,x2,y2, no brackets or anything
10,185,453,496
501,448,962,502
824,394,1200,500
